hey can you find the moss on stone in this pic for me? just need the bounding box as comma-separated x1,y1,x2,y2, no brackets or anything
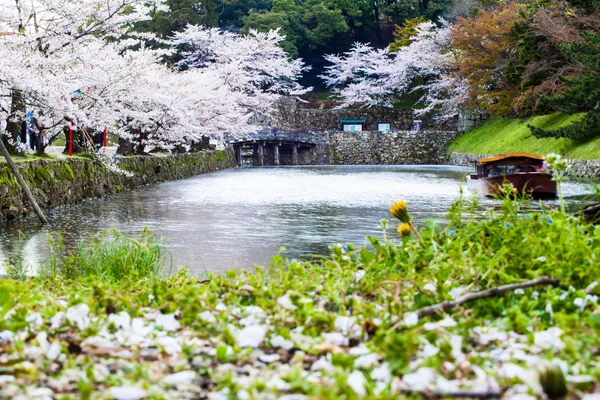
33,165,53,186
61,163,76,181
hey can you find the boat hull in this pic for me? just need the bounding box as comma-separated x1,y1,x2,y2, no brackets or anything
466,173,557,198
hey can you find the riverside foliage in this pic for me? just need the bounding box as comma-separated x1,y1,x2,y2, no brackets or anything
0,196,599,399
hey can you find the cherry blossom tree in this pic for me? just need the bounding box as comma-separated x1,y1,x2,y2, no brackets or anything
0,0,170,152
0,0,310,154
170,26,310,138
321,21,465,121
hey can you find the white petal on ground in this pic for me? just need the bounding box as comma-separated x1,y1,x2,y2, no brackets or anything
500,363,526,379
36,332,50,351
355,352,379,368
585,281,598,293
574,297,587,309
436,376,460,393
215,303,227,311
334,316,362,335
156,336,182,354
278,395,308,400
423,282,437,293
244,306,266,316
27,387,54,398
198,311,217,324
162,370,196,385
46,341,61,361
419,337,440,358
473,327,508,345
207,389,230,400
450,335,464,362
581,393,600,400
403,312,419,327
109,311,132,329
371,362,392,383
402,367,436,390
0,375,15,384
311,357,334,373
533,327,564,350
354,270,366,282
514,288,525,295
271,335,294,350
349,343,371,356
26,312,44,330
258,353,281,363
155,313,180,332
347,370,367,396
277,295,297,310
66,304,90,330
423,317,456,331
323,332,348,346
0,330,14,343
449,286,469,299
131,318,154,337
50,312,65,329
266,375,291,391
109,386,149,400
82,336,118,349
236,325,267,348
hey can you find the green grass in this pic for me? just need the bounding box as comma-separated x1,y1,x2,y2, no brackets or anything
450,113,600,159
0,195,599,399
41,229,168,282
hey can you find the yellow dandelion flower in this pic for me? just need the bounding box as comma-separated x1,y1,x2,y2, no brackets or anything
390,200,411,223
398,223,411,237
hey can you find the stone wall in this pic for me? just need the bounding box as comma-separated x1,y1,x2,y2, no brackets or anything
449,151,600,181
272,107,456,132
298,131,459,165
0,150,235,219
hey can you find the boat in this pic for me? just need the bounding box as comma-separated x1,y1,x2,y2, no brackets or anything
466,152,557,198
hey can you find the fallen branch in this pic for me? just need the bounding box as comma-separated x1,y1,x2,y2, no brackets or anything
390,277,564,330
415,277,564,318
400,389,502,399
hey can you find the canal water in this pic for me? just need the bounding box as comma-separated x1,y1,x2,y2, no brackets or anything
0,165,594,274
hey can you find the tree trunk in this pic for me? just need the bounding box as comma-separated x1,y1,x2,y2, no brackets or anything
5,90,26,154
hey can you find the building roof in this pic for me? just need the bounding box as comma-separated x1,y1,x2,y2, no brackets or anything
340,119,366,123
478,152,545,164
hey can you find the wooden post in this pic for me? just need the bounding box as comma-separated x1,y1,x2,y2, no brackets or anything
0,135,48,224
257,143,264,167
236,145,243,167
274,143,280,166
68,119,73,156
292,145,298,165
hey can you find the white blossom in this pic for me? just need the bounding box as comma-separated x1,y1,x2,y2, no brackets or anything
109,386,149,400
66,304,90,330
236,325,267,348
162,370,196,385
347,370,367,396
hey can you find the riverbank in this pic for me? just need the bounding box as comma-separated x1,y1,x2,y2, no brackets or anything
0,198,598,399
450,113,600,160
0,150,236,220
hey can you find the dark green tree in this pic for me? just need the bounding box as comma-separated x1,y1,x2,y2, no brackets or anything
530,33,600,141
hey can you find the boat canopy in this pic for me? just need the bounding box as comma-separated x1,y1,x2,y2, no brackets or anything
477,152,545,166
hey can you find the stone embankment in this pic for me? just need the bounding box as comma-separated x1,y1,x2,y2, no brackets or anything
449,151,600,180
302,131,459,165
0,150,235,219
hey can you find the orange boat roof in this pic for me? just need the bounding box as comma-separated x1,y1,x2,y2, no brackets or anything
478,152,545,164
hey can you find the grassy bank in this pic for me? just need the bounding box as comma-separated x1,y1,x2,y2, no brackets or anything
450,113,600,159
0,196,599,399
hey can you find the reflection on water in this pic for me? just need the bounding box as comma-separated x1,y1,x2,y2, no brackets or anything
0,165,595,274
